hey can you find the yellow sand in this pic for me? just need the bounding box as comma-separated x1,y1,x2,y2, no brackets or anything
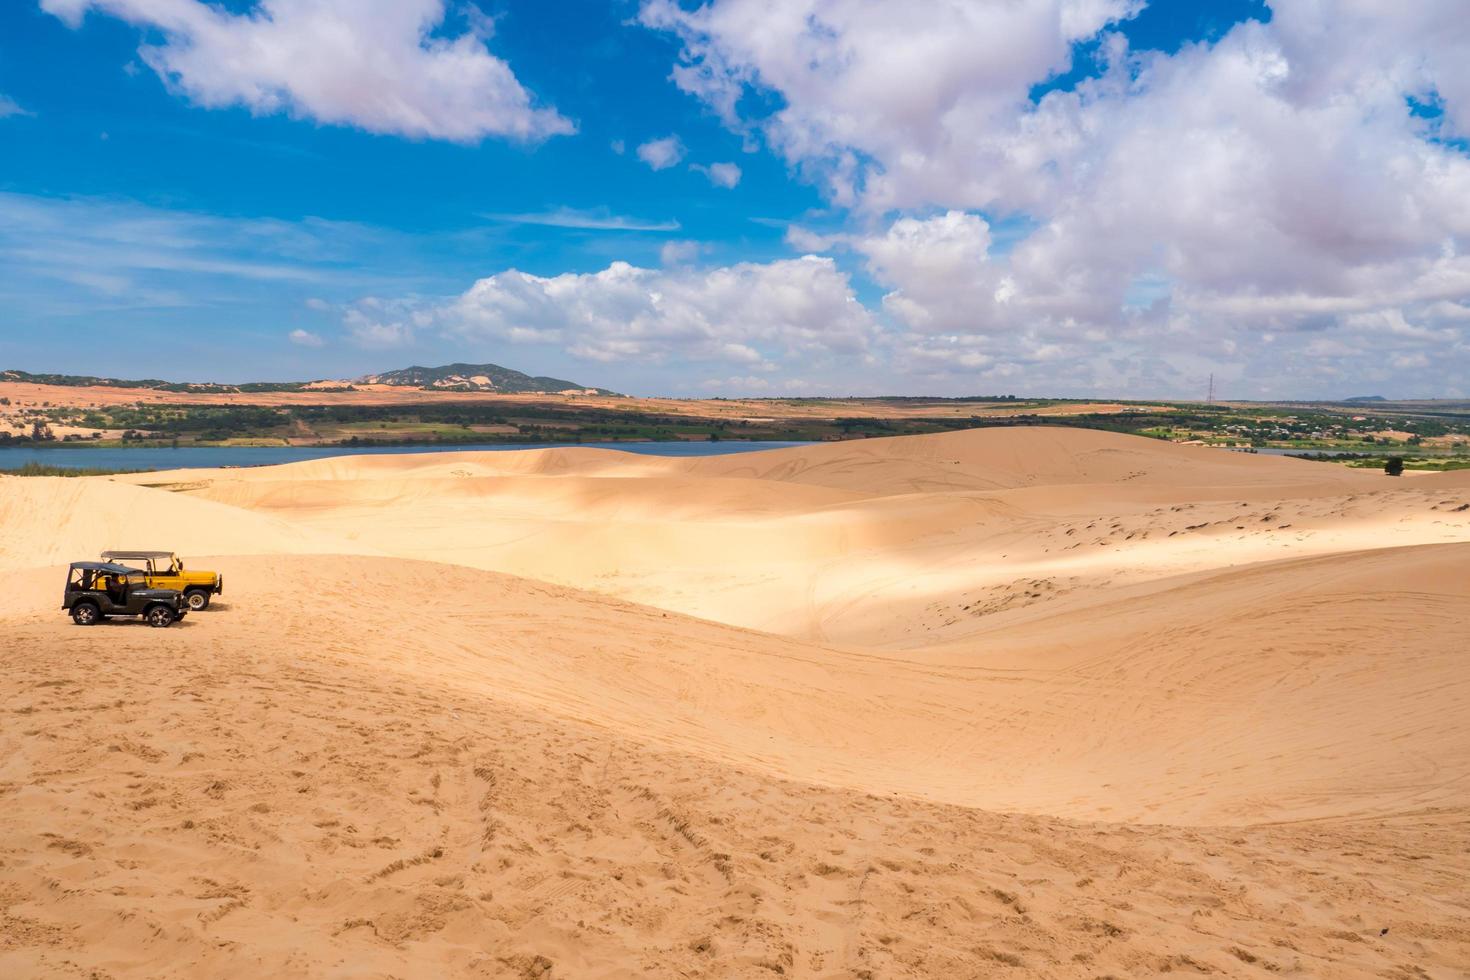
2,427,1468,977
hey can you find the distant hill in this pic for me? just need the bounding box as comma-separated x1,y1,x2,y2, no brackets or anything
0,369,334,394
1,363,616,396
357,363,616,395
1344,395,1387,402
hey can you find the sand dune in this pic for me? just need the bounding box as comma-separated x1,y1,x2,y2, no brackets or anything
10,547,1464,823
158,429,1465,645
4,428,1469,976
681,426,1382,494
0,476,354,573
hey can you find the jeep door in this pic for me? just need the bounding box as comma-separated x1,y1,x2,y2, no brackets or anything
127,573,156,614
118,558,173,593
98,573,128,613
148,558,185,593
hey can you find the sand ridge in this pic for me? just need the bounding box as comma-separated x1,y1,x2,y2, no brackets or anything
3,427,1469,977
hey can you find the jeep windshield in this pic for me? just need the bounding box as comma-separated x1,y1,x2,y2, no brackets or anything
110,558,163,575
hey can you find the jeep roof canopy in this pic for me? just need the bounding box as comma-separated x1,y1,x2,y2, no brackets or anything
100,550,175,560
70,562,140,574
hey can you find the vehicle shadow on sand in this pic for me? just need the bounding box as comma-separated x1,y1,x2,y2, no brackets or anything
91,614,211,629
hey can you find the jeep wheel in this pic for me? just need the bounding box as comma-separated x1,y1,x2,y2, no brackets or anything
185,589,211,611
145,605,176,628
71,602,101,626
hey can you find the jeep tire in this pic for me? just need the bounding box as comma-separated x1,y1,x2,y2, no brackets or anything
71,602,101,626
185,589,211,612
145,605,176,628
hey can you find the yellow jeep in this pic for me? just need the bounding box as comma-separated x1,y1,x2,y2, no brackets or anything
100,550,223,611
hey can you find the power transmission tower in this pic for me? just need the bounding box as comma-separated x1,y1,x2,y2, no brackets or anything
1207,372,1215,404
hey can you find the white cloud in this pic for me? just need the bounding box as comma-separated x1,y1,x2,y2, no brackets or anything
659,240,703,265
345,318,413,349
342,297,431,349
855,211,1003,334
641,0,1470,396
636,135,687,170
999,26,1470,328
692,161,741,188
0,191,342,315
0,94,30,118
783,224,837,253
700,374,772,391
483,207,679,232
358,256,876,367
42,0,572,143
288,328,325,347
641,0,1143,208
1269,1,1470,140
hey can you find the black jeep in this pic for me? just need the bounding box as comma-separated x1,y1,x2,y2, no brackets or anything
62,562,187,627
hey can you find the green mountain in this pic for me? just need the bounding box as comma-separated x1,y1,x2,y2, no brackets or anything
357,363,615,394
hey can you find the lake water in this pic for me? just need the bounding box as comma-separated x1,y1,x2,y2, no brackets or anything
0,440,814,473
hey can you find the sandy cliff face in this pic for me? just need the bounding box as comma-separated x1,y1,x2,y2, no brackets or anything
3,428,1468,977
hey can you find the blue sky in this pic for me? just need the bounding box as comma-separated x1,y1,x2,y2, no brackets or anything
1,1,1467,398
0,1,821,388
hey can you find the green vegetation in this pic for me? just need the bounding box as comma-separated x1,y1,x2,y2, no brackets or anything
1288,452,1470,471
4,399,1469,453
3,379,1469,462
1360,455,1470,472
0,461,146,477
